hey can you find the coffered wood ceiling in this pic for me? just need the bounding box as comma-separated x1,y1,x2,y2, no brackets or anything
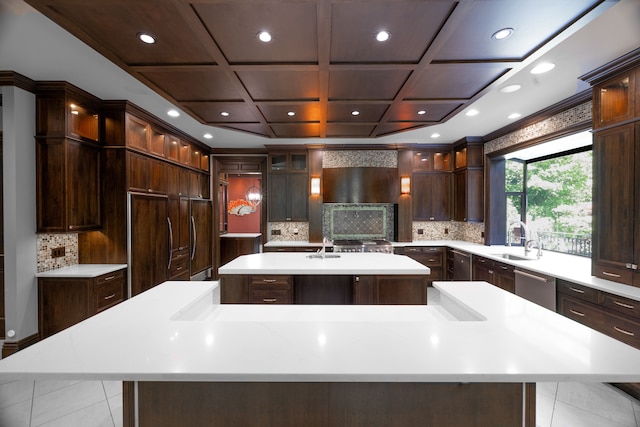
25,0,607,139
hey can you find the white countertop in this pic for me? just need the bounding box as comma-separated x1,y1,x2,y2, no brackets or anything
36,264,128,278
218,252,430,275
1,280,639,383
221,233,262,238
265,239,640,302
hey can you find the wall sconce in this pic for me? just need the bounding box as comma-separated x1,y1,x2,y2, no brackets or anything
310,176,321,196
401,176,411,194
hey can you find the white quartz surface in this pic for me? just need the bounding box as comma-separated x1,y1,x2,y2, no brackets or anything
36,264,127,278
1,280,639,383
218,252,430,275
221,233,262,238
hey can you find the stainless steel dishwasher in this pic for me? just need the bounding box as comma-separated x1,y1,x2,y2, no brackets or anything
514,269,556,311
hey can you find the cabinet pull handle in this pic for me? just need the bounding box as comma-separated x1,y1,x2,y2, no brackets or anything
262,279,277,283
191,216,197,261
176,267,183,271
103,275,116,281
568,287,585,294
104,293,116,300
167,217,174,270
263,298,277,303
602,271,621,278
428,258,436,262
500,266,508,270
612,300,635,310
569,309,585,317
488,269,494,274
614,326,635,337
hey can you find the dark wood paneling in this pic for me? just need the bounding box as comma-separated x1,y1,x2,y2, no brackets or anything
294,275,353,304
132,381,528,427
323,167,399,203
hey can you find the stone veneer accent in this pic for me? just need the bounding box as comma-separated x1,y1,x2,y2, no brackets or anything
322,150,397,168
484,101,592,155
37,233,78,272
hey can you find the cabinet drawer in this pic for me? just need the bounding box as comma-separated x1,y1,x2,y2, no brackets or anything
603,293,640,320
96,269,124,286
558,296,606,332
169,255,189,279
250,289,292,304
557,280,602,304
249,275,292,287
95,279,124,312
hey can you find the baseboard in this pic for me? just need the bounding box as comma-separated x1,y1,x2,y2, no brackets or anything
1,333,40,358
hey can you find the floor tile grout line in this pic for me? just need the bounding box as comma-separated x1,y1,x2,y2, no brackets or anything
29,380,35,427
102,380,117,427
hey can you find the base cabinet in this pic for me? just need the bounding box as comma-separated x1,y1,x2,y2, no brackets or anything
557,279,640,399
472,255,515,293
38,269,126,338
220,274,428,305
396,247,444,285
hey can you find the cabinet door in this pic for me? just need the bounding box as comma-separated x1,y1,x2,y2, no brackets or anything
287,174,308,221
66,140,101,230
494,262,515,293
190,199,212,277
130,194,168,296
149,158,167,193
166,163,180,196
472,256,491,282
413,173,451,221
126,114,149,151
127,151,150,193
593,71,635,129
268,174,288,221
592,124,635,284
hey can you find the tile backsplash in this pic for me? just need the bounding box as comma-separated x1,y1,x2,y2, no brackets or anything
37,233,78,272
323,203,395,241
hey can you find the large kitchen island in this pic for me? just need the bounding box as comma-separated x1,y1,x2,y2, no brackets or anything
1,279,640,426
218,252,431,305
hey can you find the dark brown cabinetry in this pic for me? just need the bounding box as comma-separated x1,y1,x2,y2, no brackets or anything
583,55,640,287
267,151,308,221
190,199,213,278
448,249,472,281
220,274,427,305
453,139,484,222
472,255,515,293
36,82,102,232
412,148,452,221
396,246,445,285
557,279,640,399
38,268,126,338
220,235,261,265
168,197,190,280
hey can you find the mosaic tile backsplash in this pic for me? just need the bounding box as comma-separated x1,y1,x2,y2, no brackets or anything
412,221,485,244
37,233,78,272
323,150,397,168
267,222,309,241
323,203,395,240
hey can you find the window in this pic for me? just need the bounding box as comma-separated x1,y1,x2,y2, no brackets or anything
504,131,592,257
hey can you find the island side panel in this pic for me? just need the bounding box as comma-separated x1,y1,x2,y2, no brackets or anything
131,381,532,427
219,275,249,303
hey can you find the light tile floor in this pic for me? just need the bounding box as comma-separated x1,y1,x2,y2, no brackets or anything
0,378,638,426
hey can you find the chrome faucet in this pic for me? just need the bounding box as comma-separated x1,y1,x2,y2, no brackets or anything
526,239,543,259
508,221,528,248
317,237,328,259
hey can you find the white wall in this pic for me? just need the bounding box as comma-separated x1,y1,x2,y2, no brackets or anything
2,85,38,341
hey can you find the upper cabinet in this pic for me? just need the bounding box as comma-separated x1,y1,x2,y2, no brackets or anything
412,147,453,221
592,68,638,129
582,48,640,287
267,151,308,221
453,139,484,222
36,82,102,232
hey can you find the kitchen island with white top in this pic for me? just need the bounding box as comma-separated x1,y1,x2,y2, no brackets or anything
218,252,431,305
1,280,640,426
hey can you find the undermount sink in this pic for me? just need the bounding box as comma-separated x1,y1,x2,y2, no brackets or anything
493,253,536,261
306,254,341,259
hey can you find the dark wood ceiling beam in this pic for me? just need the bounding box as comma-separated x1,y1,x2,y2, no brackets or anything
170,0,275,137
316,0,332,138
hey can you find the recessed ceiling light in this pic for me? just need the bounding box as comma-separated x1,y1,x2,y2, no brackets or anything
287,111,296,116
220,111,230,117
530,62,556,74
417,110,426,115
351,110,360,116
375,31,390,42
257,31,272,42
491,28,514,40
138,33,156,44
167,109,180,117
465,109,479,117
500,84,521,93
431,133,440,139
203,133,213,139
508,113,522,119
